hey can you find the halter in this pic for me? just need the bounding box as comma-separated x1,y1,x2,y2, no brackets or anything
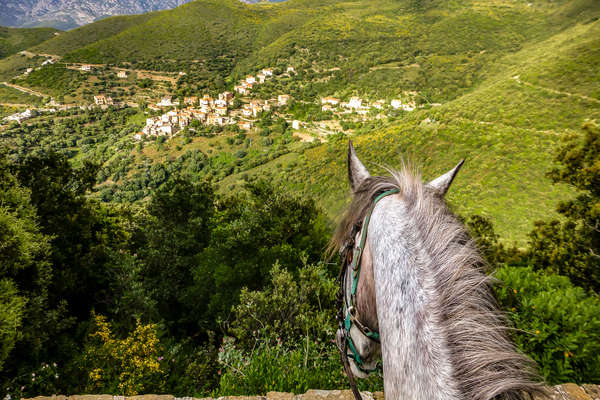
336,188,399,400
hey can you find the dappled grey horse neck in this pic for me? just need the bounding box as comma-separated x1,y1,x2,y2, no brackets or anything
332,141,544,400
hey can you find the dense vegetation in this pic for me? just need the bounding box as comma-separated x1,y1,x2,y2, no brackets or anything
1,121,599,397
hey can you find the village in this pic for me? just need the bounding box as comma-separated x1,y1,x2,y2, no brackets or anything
2,56,422,141
132,65,420,142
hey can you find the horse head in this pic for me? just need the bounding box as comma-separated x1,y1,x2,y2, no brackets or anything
333,141,544,400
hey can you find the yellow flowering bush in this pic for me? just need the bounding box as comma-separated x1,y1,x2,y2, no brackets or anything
84,314,165,395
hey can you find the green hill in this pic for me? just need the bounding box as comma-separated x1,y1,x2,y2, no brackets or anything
221,15,600,242
0,26,60,59
29,13,156,57
1,0,599,244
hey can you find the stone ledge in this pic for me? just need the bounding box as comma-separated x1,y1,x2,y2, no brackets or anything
22,384,600,400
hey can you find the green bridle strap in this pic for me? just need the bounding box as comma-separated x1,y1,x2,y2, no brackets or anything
351,188,400,293
344,187,399,373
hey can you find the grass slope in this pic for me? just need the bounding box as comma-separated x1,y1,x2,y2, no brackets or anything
220,17,600,243
0,85,44,105
0,26,60,59
49,0,266,65
30,14,155,56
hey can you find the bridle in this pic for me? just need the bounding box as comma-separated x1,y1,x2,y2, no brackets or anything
336,188,399,400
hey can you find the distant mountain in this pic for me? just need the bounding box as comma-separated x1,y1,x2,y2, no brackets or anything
0,0,194,30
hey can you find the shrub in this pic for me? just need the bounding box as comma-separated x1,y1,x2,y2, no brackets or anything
215,336,346,396
494,266,600,384
83,315,166,395
526,121,600,293
229,262,337,347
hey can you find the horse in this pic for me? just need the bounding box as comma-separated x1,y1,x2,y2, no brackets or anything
331,141,545,400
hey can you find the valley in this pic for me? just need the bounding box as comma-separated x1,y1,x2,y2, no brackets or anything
1,0,599,244
1,0,600,396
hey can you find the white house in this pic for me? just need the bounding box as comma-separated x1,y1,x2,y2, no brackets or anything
94,95,114,106
117,71,128,78
238,120,252,130
200,95,213,107
234,85,248,95
214,98,227,107
157,96,174,107
261,68,273,76
292,120,300,130
391,99,415,111
287,66,295,73
81,64,92,71
321,97,340,106
215,106,228,116
158,125,173,136
4,109,33,124
402,103,415,111
246,76,256,84
278,94,291,106
348,97,362,109
242,104,253,117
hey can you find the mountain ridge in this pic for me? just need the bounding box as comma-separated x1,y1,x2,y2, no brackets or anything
0,0,194,30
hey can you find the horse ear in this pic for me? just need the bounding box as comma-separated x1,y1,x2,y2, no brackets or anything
348,141,371,192
427,159,465,196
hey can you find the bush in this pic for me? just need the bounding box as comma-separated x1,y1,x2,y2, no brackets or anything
229,262,337,348
216,336,345,396
526,121,600,293
83,315,166,395
494,266,600,384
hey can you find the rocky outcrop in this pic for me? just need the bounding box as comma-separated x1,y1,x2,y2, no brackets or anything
23,384,600,400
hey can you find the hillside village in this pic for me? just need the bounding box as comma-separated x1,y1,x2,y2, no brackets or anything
2,51,423,143
132,66,419,142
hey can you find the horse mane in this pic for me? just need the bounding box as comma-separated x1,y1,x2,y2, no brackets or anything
330,164,546,400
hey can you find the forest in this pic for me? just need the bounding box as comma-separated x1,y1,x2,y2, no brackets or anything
1,121,599,397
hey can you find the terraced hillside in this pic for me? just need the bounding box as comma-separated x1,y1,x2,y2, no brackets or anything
1,0,599,244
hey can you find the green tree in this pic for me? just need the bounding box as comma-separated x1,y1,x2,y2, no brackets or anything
527,121,600,293
134,177,215,338
12,152,129,391
230,262,337,348
0,280,26,372
0,153,52,376
192,180,329,331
